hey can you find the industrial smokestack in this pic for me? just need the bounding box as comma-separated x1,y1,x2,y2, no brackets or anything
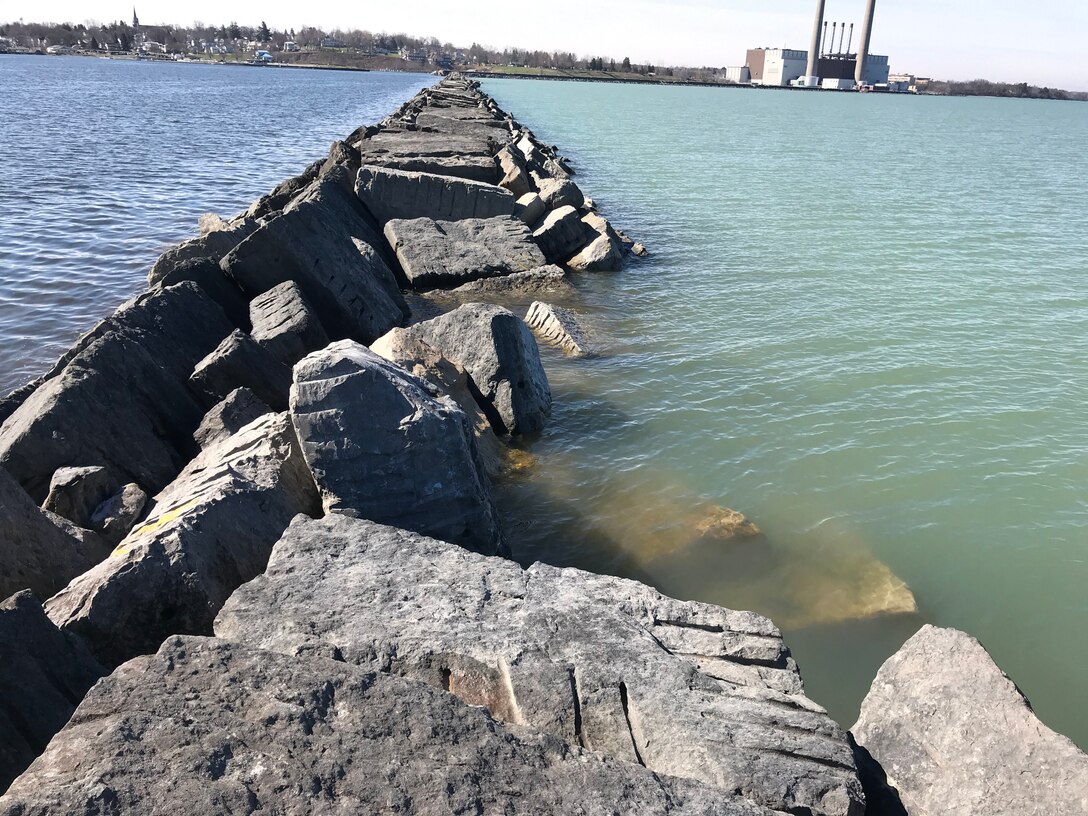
822,21,828,56
846,23,854,55
805,0,826,78
829,23,837,56
836,22,846,54
855,0,877,84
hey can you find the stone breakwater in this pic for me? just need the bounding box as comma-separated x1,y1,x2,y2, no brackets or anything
0,77,1084,815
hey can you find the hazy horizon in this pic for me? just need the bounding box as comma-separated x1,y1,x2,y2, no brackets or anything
3,0,1087,90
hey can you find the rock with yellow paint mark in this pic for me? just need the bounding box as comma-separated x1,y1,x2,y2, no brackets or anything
0,590,105,796
44,412,319,668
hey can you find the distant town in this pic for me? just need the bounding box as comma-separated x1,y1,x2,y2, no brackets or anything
0,13,1082,102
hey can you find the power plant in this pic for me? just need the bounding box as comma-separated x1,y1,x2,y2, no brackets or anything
735,0,892,91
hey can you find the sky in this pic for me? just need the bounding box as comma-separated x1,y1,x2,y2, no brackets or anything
4,0,1088,89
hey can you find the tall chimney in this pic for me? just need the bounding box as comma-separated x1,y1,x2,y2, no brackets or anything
846,23,854,55
805,0,826,78
822,21,829,56
837,22,846,54
855,0,877,84
829,23,838,57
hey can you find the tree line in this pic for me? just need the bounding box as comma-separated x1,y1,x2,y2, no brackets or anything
927,78,1086,102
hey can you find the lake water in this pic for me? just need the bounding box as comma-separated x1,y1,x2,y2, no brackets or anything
0,56,1084,749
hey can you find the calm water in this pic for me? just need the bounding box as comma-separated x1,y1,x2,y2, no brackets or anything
481,78,1088,748
0,56,430,388
0,57,1085,749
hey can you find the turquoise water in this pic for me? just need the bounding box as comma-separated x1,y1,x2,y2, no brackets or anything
483,79,1088,747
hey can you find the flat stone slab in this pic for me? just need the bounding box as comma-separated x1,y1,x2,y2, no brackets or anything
358,131,502,183
450,265,575,297
45,412,319,668
852,625,1088,816
356,165,515,224
248,280,329,367
0,635,776,816
217,515,865,816
0,591,105,795
384,216,547,289
289,341,505,556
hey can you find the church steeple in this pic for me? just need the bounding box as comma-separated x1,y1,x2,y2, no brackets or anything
132,7,139,28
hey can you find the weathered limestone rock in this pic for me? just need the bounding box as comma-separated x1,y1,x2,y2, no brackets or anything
0,636,777,816
88,483,149,546
248,280,329,366
45,412,319,668
533,205,595,264
217,515,865,816
222,169,408,344
402,303,552,436
852,625,1088,816
451,265,575,297
568,231,625,272
356,164,515,223
148,256,251,328
525,301,594,357
0,283,232,500
371,328,504,478
189,330,293,412
244,157,323,220
695,506,764,542
41,466,117,528
535,175,585,210
357,131,502,183
290,341,505,555
496,145,532,197
384,216,547,289
147,216,260,286
513,190,546,225
0,591,105,795
0,467,111,600
192,387,272,450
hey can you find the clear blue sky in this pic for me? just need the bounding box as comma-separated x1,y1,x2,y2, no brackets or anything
5,0,1087,89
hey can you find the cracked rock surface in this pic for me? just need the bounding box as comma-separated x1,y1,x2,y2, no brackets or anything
217,514,865,816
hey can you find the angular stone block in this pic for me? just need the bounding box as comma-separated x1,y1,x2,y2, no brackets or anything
356,164,515,223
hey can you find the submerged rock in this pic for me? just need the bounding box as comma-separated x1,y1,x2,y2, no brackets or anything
45,412,319,668
0,635,776,816
402,303,552,436
695,506,764,541
290,341,505,555
852,625,1088,816
0,466,110,601
217,515,865,816
0,591,105,796
384,215,547,289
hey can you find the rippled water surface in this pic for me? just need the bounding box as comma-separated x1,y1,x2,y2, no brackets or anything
1,57,1085,748
481,78,1088,748
0,56,429,389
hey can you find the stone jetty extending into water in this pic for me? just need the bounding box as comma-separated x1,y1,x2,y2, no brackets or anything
0,77,1085,815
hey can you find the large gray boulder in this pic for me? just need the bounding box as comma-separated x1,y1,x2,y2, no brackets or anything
0,467,111,601
45,412,319,668
384,215,547,289
147,216,260,286
217,515,865,816
189,329,293,412
852,625,1088,816
289,341,505,555
535,175,585,210
357,131,502,183
356,164,515,223
148,256,251,328
370,328,504,478
0,282,233,501
533,204,595,264
0,591,105,796
248,280,329,366
0,635,776,816
402,303,551,436
222,169,408,344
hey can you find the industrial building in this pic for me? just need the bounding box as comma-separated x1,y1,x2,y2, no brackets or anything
735,0,892,90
